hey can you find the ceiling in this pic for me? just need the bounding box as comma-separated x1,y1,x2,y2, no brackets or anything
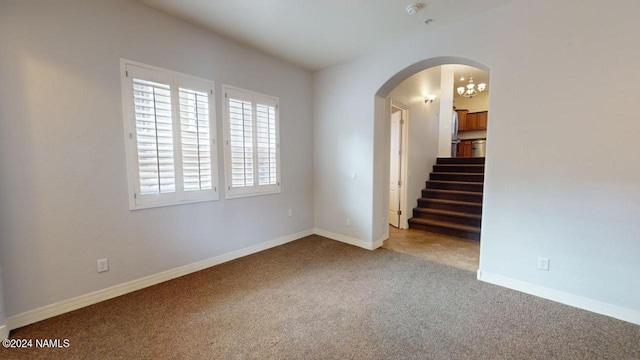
139,0,511,71
399,64,489,103
449,64,489,93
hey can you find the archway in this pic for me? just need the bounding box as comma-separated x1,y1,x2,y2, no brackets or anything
375,56,489,98
374,56,490,270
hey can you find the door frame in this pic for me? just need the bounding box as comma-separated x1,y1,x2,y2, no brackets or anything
390,99,410,229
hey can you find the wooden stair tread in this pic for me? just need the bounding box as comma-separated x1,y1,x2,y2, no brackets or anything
413,207,482,219
423,189,483,196
431,172,484,176
408,218,480,233
428,180,484,185
436,157,485,164
435,164,485,168
418,198,482,207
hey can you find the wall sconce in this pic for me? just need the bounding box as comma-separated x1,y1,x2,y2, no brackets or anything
424,95,437,103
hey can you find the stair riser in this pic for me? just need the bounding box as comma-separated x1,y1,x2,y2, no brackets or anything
408,222,480,241
417,200,482,215
433,165,485,173
430,173,484,182
412,211,482,227
426,181,484,192
436,157,485,165
422,190,483,203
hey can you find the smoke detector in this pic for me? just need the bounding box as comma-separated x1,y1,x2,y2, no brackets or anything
406,3,422,15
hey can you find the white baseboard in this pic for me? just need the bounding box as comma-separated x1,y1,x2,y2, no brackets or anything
0,324,8,340
375,232,389,248
313,228,384,250
478,270,640,326
7,229,314,331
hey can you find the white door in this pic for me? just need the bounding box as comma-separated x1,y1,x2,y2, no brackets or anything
389,111,402,227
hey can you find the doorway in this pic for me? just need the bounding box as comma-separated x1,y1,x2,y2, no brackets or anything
388,101,408,228
376,59,490,271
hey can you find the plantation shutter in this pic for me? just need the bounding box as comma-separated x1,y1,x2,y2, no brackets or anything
227,92,254,188
223,85,280,199
122,61,218,209
256,102,277,186
178,87,212,191
132,78,176,195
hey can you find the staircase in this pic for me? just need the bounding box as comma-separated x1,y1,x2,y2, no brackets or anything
408,157,485,241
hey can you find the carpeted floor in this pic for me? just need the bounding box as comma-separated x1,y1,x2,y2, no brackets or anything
2,235,639,359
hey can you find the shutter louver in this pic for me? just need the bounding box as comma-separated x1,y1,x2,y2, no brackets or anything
256,103,277,185
228,98,253,188
179,88,212,191
132,78,176,195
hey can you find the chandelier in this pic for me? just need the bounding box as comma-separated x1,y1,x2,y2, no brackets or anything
457,75,486,98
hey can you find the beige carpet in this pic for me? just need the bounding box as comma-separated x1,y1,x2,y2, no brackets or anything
2,235,639,359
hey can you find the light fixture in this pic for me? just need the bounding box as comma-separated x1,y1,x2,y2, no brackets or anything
424,94,437,103
457,74,486,98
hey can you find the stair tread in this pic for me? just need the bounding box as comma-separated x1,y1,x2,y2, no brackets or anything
428,180,484,185
435,164,485,167
432,172,484,176
419,198,482,207
408,218,480,233
413,207,482,219
437,157,485,164
423,189,483,196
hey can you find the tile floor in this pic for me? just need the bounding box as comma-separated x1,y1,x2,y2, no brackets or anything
382,226,480,272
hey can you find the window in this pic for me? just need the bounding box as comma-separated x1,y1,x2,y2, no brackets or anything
222,85,280,198
120,59,218,209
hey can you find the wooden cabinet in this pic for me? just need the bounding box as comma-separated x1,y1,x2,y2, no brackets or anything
457,140,472,157
477,111,488,130
466,112,479,130
463,141,472,157
455,110,468,131
458,110,488,131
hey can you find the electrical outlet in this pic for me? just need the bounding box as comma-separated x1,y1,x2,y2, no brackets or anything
351,171,357,180
288,208,293,217
346,218,351,227
97,258,109,273
537,257,550,271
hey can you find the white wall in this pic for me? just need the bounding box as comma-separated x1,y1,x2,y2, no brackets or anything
0,0,313,318
437,65,455,157
0,265,6,339
314,0,640,322
454,91,489,113
314,65,376,242
388,67,441,228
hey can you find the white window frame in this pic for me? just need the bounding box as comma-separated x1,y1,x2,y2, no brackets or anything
120,59,219,210
222,84,281,199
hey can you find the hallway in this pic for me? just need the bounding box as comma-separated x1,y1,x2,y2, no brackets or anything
382,226,479,272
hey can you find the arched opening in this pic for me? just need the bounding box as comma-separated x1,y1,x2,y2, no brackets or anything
376,57,489,98
374,56,490,271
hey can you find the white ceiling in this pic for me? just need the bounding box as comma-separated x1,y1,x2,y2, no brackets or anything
400,64,489,102
449,64,490,93
139,0,511,71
